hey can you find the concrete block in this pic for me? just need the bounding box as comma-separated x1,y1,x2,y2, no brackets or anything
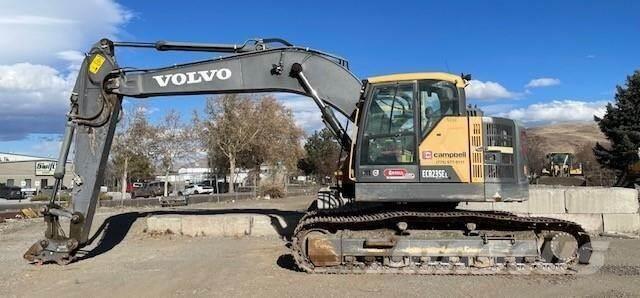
534,213,604,233
155,214,284,237
146,215,182,234
222,215,252,237
527,188,566,213
493,201,529,214
249,215,283,237
565,187,639,213
106,191,131,200
181,215,252,237
602,214,640,233
456,202,493,211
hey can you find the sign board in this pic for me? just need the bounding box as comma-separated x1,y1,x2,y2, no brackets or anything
35,161,57,176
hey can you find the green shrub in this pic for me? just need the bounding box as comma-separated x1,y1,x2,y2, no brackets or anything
259,183,285,198
32,193,71,202
31,193,111,201
31,194,49,201
99,193,112,200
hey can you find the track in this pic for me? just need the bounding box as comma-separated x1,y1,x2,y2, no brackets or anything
292,206,592,275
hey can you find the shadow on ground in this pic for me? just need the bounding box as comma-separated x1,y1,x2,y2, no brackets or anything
74,208,305,264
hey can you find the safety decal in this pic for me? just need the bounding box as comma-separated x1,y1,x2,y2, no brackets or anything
89,55,106,74
383,168,415,180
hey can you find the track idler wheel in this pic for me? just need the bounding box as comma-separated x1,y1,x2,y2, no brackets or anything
540,232,578,263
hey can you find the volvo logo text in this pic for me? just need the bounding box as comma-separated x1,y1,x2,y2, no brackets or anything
152,68,232,87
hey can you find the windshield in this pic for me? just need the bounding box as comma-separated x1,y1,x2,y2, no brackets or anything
419,80,459,136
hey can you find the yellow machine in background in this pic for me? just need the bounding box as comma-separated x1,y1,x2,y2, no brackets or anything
539,152,586,186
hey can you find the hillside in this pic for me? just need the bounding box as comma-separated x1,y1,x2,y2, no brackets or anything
526,121,608,154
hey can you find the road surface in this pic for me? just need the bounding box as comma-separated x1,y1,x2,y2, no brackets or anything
1,195,639,297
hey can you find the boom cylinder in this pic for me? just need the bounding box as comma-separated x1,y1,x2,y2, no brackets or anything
290,63,349,148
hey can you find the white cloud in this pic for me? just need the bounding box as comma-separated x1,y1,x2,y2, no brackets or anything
278,95,325,133
0,63,75,140
466,80,517,100
476,103,516,115
0,0,133,65
30,137,63,158
0,63,73,92
497,100,608,125
525,77,561,88
56,50,86,71
274,93,351,134
0,0,132,141
0,15,76,25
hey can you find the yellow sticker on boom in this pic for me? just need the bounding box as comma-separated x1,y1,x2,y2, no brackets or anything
89,54,106,74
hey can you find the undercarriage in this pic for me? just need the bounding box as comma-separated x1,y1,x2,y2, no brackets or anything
292,204,592,274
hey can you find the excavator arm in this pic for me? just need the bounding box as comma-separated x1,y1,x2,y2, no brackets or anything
24,38,362,264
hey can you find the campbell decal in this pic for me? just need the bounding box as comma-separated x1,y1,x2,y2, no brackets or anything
433,152,467,158
422,150,468,165
383,168,415,180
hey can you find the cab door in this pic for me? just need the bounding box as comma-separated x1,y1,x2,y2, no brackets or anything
356,82,419,182
416,80,471,184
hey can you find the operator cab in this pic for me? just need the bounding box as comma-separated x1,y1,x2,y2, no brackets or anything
350,72,527,203
357,73,467,168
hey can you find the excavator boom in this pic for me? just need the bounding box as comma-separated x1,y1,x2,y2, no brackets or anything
24,38,362,264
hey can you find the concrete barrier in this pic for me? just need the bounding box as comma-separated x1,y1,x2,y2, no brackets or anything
602,214,640,233
146,215,182,233
565,188,639,214
146,214,289,237
457,186,640,235
146,186,638,237
528,188,566,213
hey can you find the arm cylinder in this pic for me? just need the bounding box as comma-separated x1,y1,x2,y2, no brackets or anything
53,120,75,180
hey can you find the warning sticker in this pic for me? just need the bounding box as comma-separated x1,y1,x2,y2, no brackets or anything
89,55,106,74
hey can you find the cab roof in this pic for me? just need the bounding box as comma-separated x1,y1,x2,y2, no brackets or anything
367,72,467,88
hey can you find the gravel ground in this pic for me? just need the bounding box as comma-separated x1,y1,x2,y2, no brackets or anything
1,196,639,298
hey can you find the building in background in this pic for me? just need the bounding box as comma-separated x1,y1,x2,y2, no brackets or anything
0,152,74,194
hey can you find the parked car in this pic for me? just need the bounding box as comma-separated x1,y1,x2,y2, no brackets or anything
147,181,173,196
21,187,37,198
179,184,213,196
39,185,70,198
0,186,24,200
130,184,152,198
131,181,173,198
126,182,144,193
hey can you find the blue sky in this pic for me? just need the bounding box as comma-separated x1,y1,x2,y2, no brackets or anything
0,0,639,157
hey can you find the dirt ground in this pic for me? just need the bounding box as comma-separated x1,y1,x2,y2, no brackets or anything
1,195,640,298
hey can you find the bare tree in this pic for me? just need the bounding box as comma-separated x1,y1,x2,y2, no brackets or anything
195,94,304,193
526,134,547,179
239,96,304,187
111,106,154,200
196,95,262,193
153,109,197,196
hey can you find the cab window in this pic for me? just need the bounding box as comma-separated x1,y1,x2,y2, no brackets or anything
361,84,416,165
419,80,459,137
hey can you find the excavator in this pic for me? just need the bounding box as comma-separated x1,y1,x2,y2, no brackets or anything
24,38,592,274
538,152,587,186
